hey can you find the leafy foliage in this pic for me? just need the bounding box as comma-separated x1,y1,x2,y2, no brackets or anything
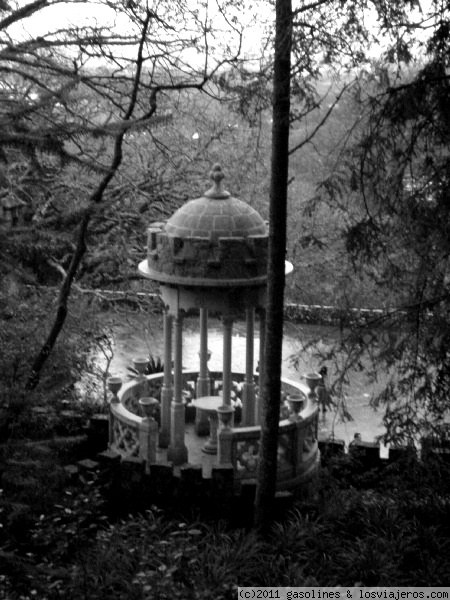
2,453,450,597
0,286,106,441
302,1,450,444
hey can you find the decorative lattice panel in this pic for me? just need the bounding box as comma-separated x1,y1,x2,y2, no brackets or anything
111,416,140,457
234,427,296,480
235,438,260,476
303,420,316,453
277,430,295,475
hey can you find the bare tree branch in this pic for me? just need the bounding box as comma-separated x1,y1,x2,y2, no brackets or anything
26,7,154,390
289,80,354,155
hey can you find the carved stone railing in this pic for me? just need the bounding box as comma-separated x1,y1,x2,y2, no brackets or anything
110,402,140,457
108,369,320,490
218,377,320,490
109,376,161,469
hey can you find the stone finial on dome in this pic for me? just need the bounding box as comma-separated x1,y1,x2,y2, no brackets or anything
204,164,231,199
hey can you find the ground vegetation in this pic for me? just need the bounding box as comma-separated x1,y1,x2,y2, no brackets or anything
1,449,450,597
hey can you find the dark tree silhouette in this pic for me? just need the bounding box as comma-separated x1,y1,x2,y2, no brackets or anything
254,0,292,532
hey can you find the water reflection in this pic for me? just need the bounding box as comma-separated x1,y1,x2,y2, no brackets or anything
96,313,386,449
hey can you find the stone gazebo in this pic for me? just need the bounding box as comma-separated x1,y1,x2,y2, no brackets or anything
108,164,320,494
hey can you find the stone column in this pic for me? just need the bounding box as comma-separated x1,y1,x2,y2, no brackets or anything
256,308,266,424
167,312,188,465
159,311,173,448
221,315,233,407
197,308,210,396
242,307,256,425
195,308,211,435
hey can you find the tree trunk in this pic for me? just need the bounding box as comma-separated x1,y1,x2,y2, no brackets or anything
26,211,89,390
26,11,154,390
254,0,292,532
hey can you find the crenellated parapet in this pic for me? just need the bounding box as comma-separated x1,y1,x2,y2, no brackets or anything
146,223,268,283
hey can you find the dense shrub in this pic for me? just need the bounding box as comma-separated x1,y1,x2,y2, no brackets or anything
0,287,106,442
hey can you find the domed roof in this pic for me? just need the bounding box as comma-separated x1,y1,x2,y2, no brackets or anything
139,164,269,288
165,165,267,242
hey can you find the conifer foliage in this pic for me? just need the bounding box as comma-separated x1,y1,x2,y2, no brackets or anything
315,1,450,444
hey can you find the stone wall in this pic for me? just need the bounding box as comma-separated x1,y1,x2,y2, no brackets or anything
93,449,313,522
147,228,268,281
77,434,448,522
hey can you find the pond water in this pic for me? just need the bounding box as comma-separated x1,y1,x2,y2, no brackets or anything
96,312,387,450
